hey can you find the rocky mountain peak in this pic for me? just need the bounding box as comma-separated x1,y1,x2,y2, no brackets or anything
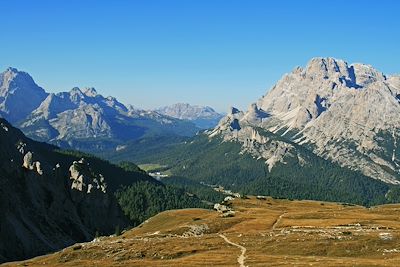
83,87,98,97
69,87,85,101
303,57,359,88
6,66,19,72
305,57,349,75
69,87,84,97
303,57,388,89
209,106,244,136
0,67,48,123
0,67,45,95
1,67,22,82
241,103,269,124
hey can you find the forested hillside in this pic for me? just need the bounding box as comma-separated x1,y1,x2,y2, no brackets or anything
131,133,400,206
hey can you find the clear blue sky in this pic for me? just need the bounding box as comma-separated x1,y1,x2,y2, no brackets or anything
0,0,399,112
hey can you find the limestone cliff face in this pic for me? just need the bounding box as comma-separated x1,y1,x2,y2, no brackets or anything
210,58,400,184
0,118,128,263
69,158,107,194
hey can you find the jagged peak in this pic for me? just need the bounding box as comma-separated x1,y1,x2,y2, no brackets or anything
305,57,351,77
307,56,345,64
83,87,98,97
70,87,83,94
5,67,19,73
68,87,86,104
302,57,388,86
1,67,36,83
292,66,303,74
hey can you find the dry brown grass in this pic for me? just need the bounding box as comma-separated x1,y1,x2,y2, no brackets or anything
4,197,400,266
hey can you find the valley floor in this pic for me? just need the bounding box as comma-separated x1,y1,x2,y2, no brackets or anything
4,197,400,266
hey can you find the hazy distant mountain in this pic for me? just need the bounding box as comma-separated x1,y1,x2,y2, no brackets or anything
210,57,400,184
156,103,223,129
0,68,198,152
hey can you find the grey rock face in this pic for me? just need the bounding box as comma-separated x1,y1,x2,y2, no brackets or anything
209,106,245,136
0,68,48,123
69,158,107,194
22,151,33,169
156,103,223,129
210,119,294,171
20,87,128,142
22,151,43,175
210,57,400,184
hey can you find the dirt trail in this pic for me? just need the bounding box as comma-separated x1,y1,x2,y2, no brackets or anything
219,234,247,267
272,212,287,230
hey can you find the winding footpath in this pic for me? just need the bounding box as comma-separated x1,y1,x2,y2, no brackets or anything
219,234,247,267
272,212,287,230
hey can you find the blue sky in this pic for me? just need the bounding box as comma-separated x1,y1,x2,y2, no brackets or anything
0,0,399,112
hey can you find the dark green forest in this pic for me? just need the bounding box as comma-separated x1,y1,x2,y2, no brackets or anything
117,133,400,207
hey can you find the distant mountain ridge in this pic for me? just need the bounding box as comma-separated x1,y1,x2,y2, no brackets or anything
0,68,200,152
156,103,223,129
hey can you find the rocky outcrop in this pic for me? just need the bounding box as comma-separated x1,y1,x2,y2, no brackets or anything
22,151,43,175
213,203,235,217
69,158,107,194
209,106,244,137
209,107,294,171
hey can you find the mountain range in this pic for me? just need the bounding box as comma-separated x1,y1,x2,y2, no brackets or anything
2,57,400,264
4,58,398,189
0,67,219,152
